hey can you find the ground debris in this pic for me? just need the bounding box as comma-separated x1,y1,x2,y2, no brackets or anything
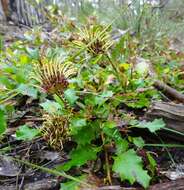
0,155,20,177
160,164,184,180
149,178,184,190
0,178,59,190
146,101,184,134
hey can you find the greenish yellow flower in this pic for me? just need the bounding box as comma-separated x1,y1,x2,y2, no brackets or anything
32,56,77,95
73,25,113,55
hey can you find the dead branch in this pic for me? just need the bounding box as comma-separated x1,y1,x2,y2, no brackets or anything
153,80,184,103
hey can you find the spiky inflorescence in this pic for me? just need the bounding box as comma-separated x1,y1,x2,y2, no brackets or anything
41,114,70,150
32,56,77,95
73,25,113,55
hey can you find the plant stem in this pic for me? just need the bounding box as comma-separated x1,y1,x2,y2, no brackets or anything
163,127,184,136
0,91,19,104
106,53,120,80
101,133,112,185
145,144,184,148
106,53,127,91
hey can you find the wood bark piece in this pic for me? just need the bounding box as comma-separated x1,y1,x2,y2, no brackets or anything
146,101,184,133
24,178,59,190
149,178,184,190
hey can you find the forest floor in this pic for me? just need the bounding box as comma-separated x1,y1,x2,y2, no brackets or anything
0,20,184,190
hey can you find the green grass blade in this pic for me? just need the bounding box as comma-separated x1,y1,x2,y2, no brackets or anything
12,157,90,187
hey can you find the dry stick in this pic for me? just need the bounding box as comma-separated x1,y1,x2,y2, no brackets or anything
153,80,184,103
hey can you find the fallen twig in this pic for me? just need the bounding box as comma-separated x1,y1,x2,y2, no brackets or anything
153,80,184,103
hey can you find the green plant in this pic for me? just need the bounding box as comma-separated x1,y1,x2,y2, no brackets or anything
16,125,40,141
14,23,165,188
0,42,38,105
31,27,165,187
0,109,7,136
